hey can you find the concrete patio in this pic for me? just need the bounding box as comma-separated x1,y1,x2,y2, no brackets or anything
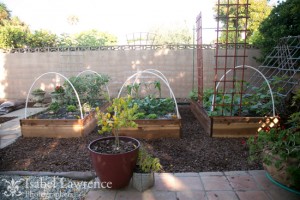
85,170,300,200
0,107,46,149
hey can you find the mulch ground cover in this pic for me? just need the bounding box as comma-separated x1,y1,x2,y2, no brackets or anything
0,117,17,124
0,105,262,172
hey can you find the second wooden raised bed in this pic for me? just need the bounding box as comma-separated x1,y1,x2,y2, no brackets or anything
116,116,182,139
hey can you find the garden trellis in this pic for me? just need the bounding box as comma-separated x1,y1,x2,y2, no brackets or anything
193,0,284,137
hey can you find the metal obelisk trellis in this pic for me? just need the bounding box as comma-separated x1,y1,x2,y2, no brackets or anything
212,0,250,116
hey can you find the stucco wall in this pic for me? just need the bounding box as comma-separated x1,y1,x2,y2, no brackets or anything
0,46,260,100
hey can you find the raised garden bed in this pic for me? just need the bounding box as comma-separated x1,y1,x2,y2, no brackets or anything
190,100,265,137
20,103,109,138
117,115,182,139
20,111,97,138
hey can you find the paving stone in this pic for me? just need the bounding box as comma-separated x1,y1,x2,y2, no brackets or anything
201,175,232,190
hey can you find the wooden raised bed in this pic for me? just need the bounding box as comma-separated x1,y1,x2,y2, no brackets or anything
20,103,109,138
190,100,265,138
20,111,97,138
116,115,182,140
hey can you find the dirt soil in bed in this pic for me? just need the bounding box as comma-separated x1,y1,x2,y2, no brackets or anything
0,105,262,172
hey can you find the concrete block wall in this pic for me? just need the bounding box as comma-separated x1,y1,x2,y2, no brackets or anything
0,46,260,100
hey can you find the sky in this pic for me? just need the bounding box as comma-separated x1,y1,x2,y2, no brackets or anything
2,0,217,44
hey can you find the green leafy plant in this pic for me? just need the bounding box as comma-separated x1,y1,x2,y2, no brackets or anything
247,89,300,189
137,147,162,173
127,83,141,98
67,105,77,112
135,112,146,119
188,89,198,102
96,96,139,150
31,88,45,94
48,102,60,113
153,81,161,98
126,81,162,99
130,96,175,118
203,76,287,117
64,74,110,108
146,114,158,119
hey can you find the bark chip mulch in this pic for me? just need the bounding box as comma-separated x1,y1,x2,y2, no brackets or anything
0,105,262,172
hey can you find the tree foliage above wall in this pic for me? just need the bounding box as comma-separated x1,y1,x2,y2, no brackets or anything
214,0,272,44
0,3,118,50
252,0,300,60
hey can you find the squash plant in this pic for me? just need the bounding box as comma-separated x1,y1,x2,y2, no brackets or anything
203,76,286,117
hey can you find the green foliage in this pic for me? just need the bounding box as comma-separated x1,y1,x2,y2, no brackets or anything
127,83,141,98
0,17,30,49
247,89,300,188
137,147,162,173
48,102,60,113
214,0,271,44
130,96,175,118
27,30,58,48
64,74,110,108
153,81,161,98
135,112,146,119
96,96,139,148
146,114,158,119
0,2,117,50
57,30,117,47
73,29,117,46
253,0,300,60
126,81,162,99
0,3,11,23
31,88,45,94
188,89,198,101
67,105,77,112
203,76,286,117
149,21,193,45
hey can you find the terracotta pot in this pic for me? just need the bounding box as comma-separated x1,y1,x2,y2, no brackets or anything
88,136,140,189
263,150,299,190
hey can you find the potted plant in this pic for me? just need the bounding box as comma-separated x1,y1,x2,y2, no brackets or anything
50,85,65,104
88,96,141,189
132,146,162,192
247,89,300,191
31,88,46,106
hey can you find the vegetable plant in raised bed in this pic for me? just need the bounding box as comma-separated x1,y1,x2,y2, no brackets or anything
191,76,286,137
20,71,110,138
116,69,181,139
64,73,110,108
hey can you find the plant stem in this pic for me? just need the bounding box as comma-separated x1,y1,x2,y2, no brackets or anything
115,130,120,150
